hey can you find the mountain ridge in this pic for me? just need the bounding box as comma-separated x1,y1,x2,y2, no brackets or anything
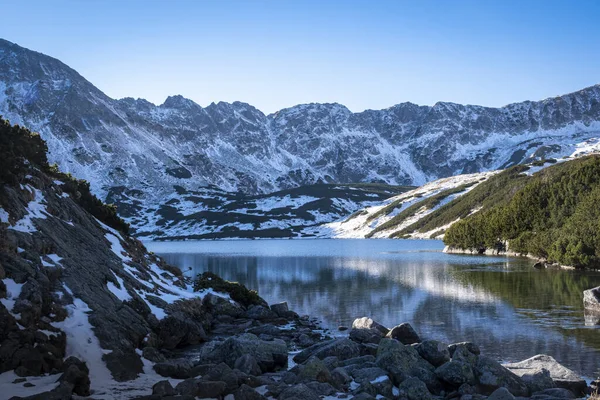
3,37,600,237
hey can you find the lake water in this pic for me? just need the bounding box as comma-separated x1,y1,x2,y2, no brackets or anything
146,239,600,379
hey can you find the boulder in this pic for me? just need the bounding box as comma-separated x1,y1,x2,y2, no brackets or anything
153,360,193,379
198,333,287,373
397,377,433,400
435,360,475,386
352,317,389,335
517,367,556,393
57,361,90,396
474,356,528,396
175,378,226,397
232,384,268,400
200,362,241,393
331,367,352,388
487,387,515,400
102,349,144,381
375,338,440,393
245,305,277,320
305,381,337,396
533,387,577,398
278,383,320,400
142,346,166,363
448,342,480,357
503,354,587,396
386,323,421,344
351,367,394,398
157,316,207,349
152,380,176,396
349,328,383,344
295,356,332,383
270,301,289,316
234,354,262,376
583,286,600,313
416,340,450,367
293,338,361,364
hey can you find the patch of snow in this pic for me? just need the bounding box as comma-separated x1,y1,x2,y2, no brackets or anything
105,233,132,263
0,207,9,223
0,371,61,398
370,375,389,384
107,273,132,302
8,188,49,233
1,278,24,312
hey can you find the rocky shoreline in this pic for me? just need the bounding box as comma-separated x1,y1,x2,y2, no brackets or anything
135,307,595,400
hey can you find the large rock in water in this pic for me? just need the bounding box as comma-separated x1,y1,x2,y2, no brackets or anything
386,323,421,345
584,286,600,313
503,354,588,396
352,317,390,335
197,333,287,373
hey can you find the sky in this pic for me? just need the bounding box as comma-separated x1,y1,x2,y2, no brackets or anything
2,0,600,114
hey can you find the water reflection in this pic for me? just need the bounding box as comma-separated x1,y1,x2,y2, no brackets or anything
147,239,600,378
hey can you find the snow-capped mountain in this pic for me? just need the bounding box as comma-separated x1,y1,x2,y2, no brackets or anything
2,37,600,237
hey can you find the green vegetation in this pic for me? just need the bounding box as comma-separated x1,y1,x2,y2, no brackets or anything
366,183,475,238
444,156,600,268
0,118,48,184
194,271,266,307
393,167,530,237
0,116,130,235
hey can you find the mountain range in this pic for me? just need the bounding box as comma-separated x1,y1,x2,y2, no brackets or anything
2,38,600,237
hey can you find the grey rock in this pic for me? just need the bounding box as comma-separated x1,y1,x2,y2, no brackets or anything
154,360,193,379
142,346,166,363
504,354,587,396
532,387,576,398
349,328,384,344
435,360,475,386
270,302,289,317
416,340,451,367
375,338,440,392
102,349,144,381
304,381,337,396
296,356,332,383
58,362,90,396
152,380,176,396
198,333,287,373
293,338,361,364
351,317,389,335
448,342,481,357
331,367,352,388
232,384,268,400
234,354,262,376
386,323,421,344
245,305,277,321
474,356,528,396
397,377,433,400
487,387,516,400
278,383,320,400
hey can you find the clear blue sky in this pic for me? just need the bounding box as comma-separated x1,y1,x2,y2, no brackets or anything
2,0,600,114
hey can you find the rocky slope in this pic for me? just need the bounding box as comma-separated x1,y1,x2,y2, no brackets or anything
3,38,600,237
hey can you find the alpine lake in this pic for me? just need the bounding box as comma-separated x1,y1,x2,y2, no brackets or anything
145,239,600,380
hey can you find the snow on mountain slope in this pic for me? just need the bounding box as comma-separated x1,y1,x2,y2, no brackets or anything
3,38,600,238
317,171,497,239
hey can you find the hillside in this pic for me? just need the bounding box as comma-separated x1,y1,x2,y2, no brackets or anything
3,38,600,237
444,155,600,269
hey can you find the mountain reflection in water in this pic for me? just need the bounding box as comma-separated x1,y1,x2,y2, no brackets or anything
147,239,600,379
